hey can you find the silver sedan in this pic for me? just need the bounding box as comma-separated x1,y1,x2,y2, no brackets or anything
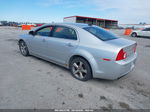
18,23,137,81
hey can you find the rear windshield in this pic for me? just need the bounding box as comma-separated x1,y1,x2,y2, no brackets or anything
83,26,118,41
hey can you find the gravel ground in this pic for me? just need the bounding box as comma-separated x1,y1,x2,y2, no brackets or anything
0,26,150,109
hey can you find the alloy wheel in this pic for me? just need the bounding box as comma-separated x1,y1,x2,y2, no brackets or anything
19,41,28,56
131,33,137,37
72,61,88,79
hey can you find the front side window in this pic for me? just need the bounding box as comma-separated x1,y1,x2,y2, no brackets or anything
52,26,77,40
83,26,118,41
36,26,53,37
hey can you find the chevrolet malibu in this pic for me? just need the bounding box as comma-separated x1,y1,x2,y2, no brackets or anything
18,23,137,81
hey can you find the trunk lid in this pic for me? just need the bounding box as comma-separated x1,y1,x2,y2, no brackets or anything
106,38,137,59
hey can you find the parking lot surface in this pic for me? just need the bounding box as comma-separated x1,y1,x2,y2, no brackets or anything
0,27,150,109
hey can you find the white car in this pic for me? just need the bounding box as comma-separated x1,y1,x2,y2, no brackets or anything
131,28,150,37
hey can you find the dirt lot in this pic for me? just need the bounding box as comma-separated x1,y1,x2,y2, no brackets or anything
0,26,150,109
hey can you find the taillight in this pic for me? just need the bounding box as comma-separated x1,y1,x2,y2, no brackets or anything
116,49,127,61
134,43,137,53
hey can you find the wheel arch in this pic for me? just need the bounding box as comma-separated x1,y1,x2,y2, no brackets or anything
69,55,90,67
18,38,30,49
18,39,24,43
69,54,93,78
68,48,101,77
131,32,138,36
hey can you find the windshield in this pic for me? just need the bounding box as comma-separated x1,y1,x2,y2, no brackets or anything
83,26,118,41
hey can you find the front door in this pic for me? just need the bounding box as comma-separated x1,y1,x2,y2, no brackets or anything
29,26,53,57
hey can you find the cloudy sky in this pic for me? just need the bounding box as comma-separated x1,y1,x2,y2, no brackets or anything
0,0,150,24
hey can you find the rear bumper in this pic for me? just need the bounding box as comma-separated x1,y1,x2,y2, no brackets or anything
93,53,137,80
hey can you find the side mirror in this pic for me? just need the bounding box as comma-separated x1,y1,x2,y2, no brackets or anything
29,31,36,35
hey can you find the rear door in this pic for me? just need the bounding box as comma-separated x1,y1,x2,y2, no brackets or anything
47,25,79,64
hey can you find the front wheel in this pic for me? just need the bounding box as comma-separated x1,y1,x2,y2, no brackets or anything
131,32,137,37
70,57,92,81
19,41,29,56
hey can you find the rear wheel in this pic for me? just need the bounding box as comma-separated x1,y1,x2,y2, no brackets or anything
131,32,137,37
19,41,29,56
70,57,92,81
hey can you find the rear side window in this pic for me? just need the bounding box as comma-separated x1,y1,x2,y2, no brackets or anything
83,26,118,41
36,27,53,37
143,28,150,31
52,26,77,40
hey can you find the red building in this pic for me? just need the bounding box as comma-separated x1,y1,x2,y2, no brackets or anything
64,16,118,28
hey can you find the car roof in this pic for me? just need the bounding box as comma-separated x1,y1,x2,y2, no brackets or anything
64,23,90,28
43,23,90,28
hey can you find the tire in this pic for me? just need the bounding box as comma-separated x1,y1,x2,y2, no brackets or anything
70,57,92,81
19,40,29,56
131,32,137,37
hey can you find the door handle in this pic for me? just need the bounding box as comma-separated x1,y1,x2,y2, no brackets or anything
66,43,74,47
